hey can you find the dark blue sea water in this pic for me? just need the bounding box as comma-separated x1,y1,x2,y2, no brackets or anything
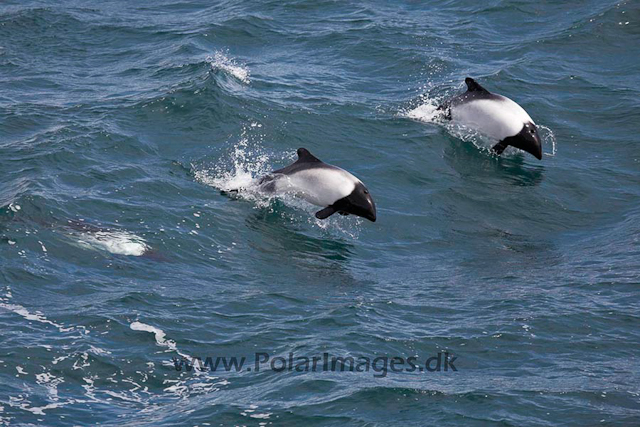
1,0,640,425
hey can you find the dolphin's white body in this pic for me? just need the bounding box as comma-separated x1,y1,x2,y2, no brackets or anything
451,95,535,141
269,167,358,207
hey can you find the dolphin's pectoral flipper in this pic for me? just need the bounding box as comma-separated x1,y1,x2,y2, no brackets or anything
492,141,509,155
315,206,337,220
465,77,489,94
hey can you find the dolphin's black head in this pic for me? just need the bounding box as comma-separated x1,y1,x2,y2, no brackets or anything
502,122,542,160
334,182,377,222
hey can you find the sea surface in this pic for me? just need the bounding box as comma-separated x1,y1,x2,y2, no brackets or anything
1,0,639,425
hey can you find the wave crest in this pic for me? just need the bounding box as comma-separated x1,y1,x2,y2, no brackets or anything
206,51,250,84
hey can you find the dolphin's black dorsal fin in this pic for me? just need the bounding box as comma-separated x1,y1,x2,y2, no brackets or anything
465,77,489,93
296,148,322,163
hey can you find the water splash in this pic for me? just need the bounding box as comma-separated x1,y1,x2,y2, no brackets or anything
538,124,557,157
403,97,443,124
71,227,150,256
193,136,274,206
206,51,250,84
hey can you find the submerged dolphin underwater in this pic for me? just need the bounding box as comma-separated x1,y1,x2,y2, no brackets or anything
439,78,543,159
257,148,377,222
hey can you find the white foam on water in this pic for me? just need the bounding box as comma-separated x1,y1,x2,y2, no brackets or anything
87,345,111,356
207,51,250,84
20,402,66,416
163,383,189,397
241,405,271,419
7,394,69,417
161,375,228,398
72,352,90,370
130,321,190,359
0,302,73,333
81,376,99,402
74,229,149,256
130,322,175,350
35,371,64,400
250,413,272,419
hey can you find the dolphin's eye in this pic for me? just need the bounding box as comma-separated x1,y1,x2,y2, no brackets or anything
363,190,369,194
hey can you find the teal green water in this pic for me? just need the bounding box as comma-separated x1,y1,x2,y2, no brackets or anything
1,1,639,425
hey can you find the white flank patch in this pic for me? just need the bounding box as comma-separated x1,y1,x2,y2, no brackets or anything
276,167,357,207
451,96,533,140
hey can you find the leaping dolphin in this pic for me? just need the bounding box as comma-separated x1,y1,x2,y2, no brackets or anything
439,77,543,159
258,148,377,222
